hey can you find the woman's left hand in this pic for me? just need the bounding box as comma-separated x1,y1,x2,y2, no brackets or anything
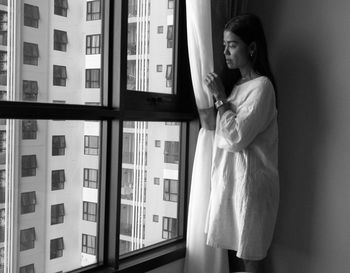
204,72,226,101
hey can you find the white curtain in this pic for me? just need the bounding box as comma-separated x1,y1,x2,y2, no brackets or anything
183,0,229,272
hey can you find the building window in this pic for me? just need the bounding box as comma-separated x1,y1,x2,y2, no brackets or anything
0,31,6,46
0,10,7,32
24,4,39,28
22,120,38,140
21,155,37,177
162,217,177,239
0,51,7,86
122,133,134,164
168,0,174,9
87,0,101,21
0,0,7,7
52,135,66,156
84,135,99,155
20,227,36,251
0,170,4,204
82,234,96,255
0,208,4,225
156,65,162,72
157,26,163,33
50,237,64,259
167,25,174,48
21,191,36,214
0,130,5,153
51,203,65,225
121,168,134,200
85,69,100,88
154,177,160,185
52,170,65,190
0,247,4,271
83,201,97,222
164,141,179,164
23,42,39,66
83,168,98,189
19,264,35,273
155,140,161,147
54,29,68,51
86,34,101,54
166,65,173,87
22,80,38,101
54,0,68,17
153,215,159,222
163,179,178,202
53,65,67,86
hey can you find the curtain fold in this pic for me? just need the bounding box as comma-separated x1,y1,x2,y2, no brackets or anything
183,0,229,272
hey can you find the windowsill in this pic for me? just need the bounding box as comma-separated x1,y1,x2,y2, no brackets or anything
79,241,186,273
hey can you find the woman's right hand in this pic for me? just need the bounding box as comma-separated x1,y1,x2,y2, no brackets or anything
204,72,227,101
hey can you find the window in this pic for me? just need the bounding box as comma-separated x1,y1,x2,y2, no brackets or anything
54,0,68,17
0,130,5,152
156,65,163,72
0,247,4,270
54,29,68,51
19,264,35,273
83,168,98,188
0,208,4,225
83,201,97,222
163,179,178,202
157,26,163,33
86,34,101,54
0,0,7,6
0,10,7,32
51,203,65,224
24,4,39,28
167,25,174,48
22,120,38,139
53,65,67,86
22,80,38,101
20,227,36,251
82,234,96,255
166,64,173,87
21,155,37,177
168,0,175,9
52,135,66,156
23,42,39,66
162,217,177,239
0,170,4,204
50,237,64,259
154,177,160,185
85,69,100,88
0,51,7,84
87,0,101,21
122,133,134,164
155,140,161,147
21,191,36,214
0,0,195,271
84,135,99,155
0,31,6,46
164,141,179,163
52,169,65,190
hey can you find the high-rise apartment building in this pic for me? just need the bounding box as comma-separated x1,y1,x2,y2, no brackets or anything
0,0,181,272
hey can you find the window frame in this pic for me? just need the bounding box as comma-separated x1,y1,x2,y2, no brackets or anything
0,0,197,272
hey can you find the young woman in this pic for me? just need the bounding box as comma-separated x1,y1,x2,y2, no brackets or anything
204,14,279,273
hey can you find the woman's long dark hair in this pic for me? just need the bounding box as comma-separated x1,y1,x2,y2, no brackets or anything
222,13,277,105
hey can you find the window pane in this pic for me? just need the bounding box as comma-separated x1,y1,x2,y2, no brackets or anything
1,119,101,272
0,1,104,104
126,0,175,94
120,121,182,256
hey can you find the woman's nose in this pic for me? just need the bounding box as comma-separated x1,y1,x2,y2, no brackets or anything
223,47,229,55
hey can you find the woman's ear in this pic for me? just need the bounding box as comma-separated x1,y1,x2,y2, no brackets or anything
248,42,257,57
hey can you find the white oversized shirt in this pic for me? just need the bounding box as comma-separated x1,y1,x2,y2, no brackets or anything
205,76,279,260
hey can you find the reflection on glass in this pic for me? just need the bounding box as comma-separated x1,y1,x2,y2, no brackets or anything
120,121,182,256
127,0,175,93
0,119,101,272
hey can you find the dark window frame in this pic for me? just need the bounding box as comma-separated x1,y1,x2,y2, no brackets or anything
22,120,38,139
53,65,67,86
82,234,97,255
52,169,65,190
23,42,39,66
19,264,35,273
21,155,37,177
51,203,65,225
50,237,64,259
0,0,197,272
86,34,102,54
22,80,38,101
85,69,101,88
20,227,36,251
83,201,98,222
24,3,40,28
87,0,102,21
54,29,68,51
54,0,68,17
21,191,36,214
83,168,99,188
52,135,66,156
84,135,99,155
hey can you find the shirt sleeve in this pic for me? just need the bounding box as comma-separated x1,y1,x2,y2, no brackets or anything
216,79,276,152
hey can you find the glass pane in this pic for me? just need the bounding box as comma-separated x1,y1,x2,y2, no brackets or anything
0,0,103,104
0,119,101,272
120,121,182,256
127,0,175,94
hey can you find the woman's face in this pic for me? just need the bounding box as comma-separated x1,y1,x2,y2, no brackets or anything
223,30,251,70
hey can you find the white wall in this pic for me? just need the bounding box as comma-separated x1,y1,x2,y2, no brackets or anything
247,0,350,272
